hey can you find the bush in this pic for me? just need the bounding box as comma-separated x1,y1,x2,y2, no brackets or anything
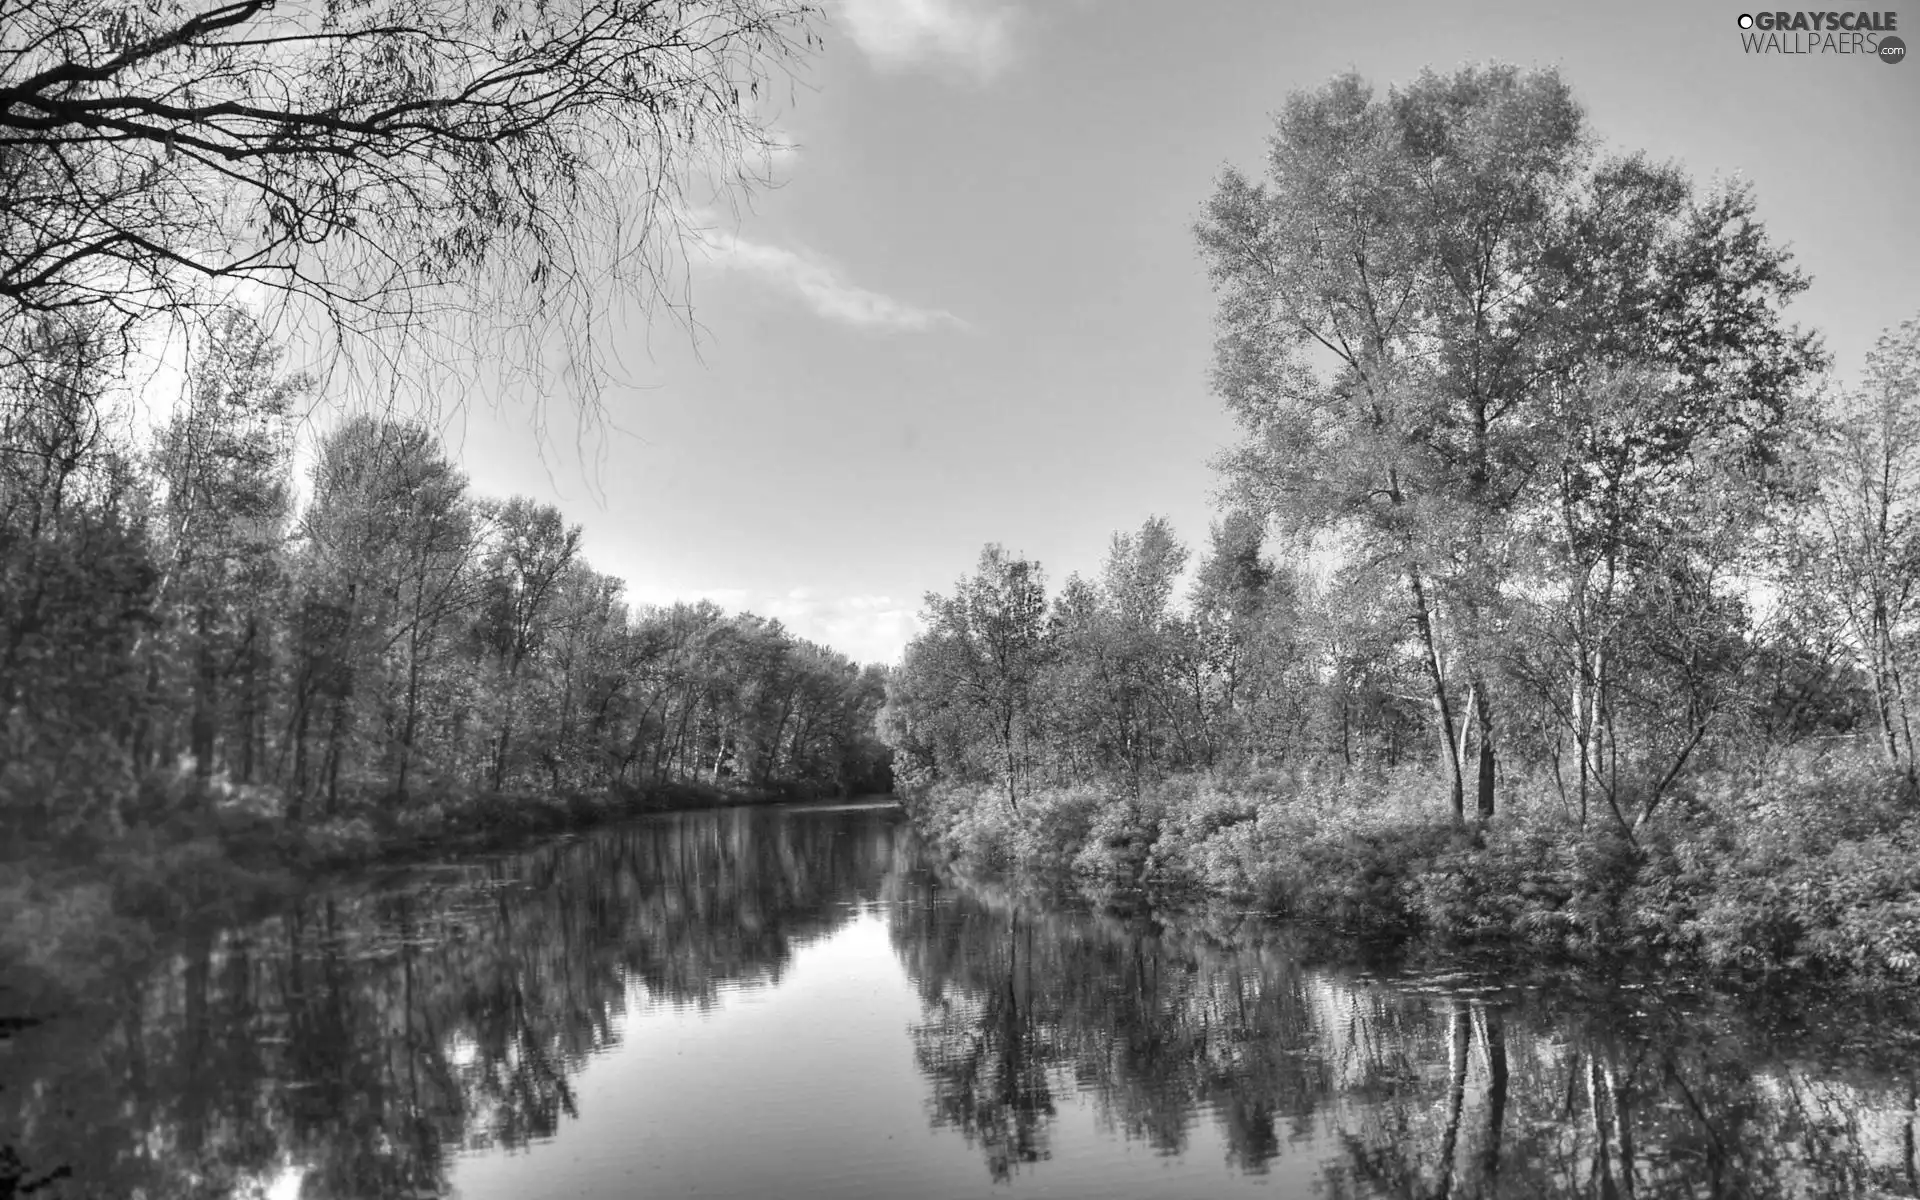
1284,823,1459,936
898,745,1920,985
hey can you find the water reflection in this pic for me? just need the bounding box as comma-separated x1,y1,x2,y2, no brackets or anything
4,803,1919,1199
4,805,905,1200
894,872,1920,1197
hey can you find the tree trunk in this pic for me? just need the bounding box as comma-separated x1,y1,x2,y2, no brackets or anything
324,695,347,817
1480,1004,1508,1186
1434,1001,1472,1200
492,701,515,791
1475,682,1497,822
1409,566,1466,822
396,626,425,803
1572,665,1590,828
1002,708,1022,817
190,606,217,779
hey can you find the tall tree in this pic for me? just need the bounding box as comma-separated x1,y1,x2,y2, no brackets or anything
476,497,582,790
909,546,1052,815
1804,318,1920,781
1197,65,1588,820
150,306,302,782
1197,64,1822,822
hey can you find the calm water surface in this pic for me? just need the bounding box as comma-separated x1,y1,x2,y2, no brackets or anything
6,800,1920,1199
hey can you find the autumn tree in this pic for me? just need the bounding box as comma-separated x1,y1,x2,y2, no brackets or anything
149,306,302,782
1802,318,1920,781
1197,66,1588,820
901,546,1052,815
476,497,582,790
1197,64,1822,823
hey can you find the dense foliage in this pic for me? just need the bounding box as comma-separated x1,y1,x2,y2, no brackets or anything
881,64,1920,982
0,308,891,847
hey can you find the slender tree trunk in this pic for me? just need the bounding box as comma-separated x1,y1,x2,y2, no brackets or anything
238,616,260,784
1409,566,1466,822
1475,682,1497,822
324,695,347,817
1457,678,1477,801
180,931,212,1154
190,605,217,779
1481,1005,1508,1187
1588,1053,1611,1196
1002,707,1022,817
395,617,427,802
288,671,314,823
1872,605,1901,763
1573,665,1590,829
492,698,515,791
760,690,795,788
1904,1080,1916,1195
1434,1001,1472,1200
1340,688,1353,767
1606,1056,1636,1200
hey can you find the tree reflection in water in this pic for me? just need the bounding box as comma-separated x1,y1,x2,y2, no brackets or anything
3,806,903,1200
888,869,1920,1198
5,805,1920,1199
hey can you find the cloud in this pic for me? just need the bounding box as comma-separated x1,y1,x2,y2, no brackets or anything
761,590,918,665
622,583,919,665
833,0,1017,80
693,225,964,332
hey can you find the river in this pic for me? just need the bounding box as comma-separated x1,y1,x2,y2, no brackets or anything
4,799,1918,1198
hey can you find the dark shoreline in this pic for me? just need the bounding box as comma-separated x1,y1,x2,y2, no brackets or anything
0,785,884,1021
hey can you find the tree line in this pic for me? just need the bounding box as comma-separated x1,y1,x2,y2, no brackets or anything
0,308,890,837
882,64,1919,837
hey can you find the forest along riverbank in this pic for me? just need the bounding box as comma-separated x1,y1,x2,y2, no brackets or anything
867,69,1920,1000
896,753,1920,991
0,781,876,1022
5,801,1919,1200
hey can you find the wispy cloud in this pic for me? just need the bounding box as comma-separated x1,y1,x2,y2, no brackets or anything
693,224,964,333
833,0,1017,80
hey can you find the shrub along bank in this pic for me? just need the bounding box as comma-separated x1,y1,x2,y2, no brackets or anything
902,748,1920,987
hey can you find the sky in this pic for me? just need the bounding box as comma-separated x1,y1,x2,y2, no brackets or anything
438,0,1918,667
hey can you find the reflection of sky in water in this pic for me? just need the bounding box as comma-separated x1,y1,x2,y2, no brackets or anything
446,909,1324,1200
448,911,976,1200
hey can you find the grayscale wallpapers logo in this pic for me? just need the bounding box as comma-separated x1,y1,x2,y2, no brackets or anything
1743,10,1904,57
1735,10,1905,59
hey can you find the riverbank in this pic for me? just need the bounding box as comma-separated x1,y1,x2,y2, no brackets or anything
0,777,804,1016
900,746,1920,989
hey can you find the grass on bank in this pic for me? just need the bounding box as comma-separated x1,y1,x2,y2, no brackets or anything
903,746,1920,986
